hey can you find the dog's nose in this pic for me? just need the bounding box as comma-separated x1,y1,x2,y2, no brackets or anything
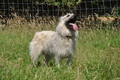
73,14,77,18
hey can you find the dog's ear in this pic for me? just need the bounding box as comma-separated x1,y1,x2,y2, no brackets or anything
58,17,62,22
58,16,64,22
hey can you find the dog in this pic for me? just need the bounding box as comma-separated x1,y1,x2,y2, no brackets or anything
29,13,78,68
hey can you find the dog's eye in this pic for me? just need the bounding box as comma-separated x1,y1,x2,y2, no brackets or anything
67,15,70,17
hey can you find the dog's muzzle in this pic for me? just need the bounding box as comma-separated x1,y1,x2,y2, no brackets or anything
67,14,77,23
66,14,78,30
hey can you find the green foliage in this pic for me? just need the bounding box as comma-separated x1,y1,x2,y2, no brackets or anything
0,26,120,80
0,0,82,7
35,0,82,7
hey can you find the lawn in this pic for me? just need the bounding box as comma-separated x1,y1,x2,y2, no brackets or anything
0,26,120,80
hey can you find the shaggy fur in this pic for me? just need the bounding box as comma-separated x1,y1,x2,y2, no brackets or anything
29,13,78,67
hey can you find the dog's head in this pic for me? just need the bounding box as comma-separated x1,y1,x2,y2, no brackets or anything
59,13,78,30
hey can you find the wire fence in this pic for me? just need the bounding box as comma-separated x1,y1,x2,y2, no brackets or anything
0,0,120,18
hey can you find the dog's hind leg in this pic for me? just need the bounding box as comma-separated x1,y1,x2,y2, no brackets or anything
29,42,42,67
43,54,52,66
30,55,39,67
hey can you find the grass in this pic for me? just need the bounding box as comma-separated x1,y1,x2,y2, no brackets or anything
0,25,120,80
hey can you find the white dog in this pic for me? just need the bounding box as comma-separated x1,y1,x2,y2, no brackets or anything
29,13,78,67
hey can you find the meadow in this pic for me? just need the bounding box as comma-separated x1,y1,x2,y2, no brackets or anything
0,20,120,80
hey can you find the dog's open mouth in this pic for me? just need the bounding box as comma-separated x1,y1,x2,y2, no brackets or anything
69,23,78,30
66,15,78,30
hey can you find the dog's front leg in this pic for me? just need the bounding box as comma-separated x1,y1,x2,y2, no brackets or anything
54,56,61,68
66,55,73,67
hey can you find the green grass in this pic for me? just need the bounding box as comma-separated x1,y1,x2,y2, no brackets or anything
0,27,120,80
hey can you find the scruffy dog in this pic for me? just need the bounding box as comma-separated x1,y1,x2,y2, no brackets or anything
29,13,78,67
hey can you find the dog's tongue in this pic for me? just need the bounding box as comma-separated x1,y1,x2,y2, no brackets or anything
69,23,78,30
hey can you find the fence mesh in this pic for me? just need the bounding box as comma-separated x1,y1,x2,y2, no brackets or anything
0,0,120,18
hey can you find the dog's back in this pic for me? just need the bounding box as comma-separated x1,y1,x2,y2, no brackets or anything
32,31,55,43
30,31,55,51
